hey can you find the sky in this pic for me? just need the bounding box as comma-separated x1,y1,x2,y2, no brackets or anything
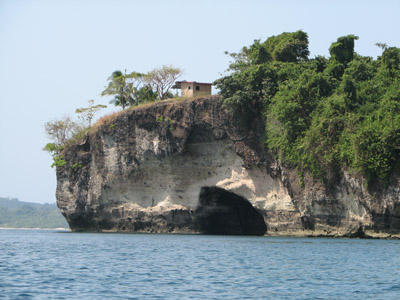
0,0,399,204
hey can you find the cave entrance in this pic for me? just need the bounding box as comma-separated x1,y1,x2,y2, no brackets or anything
194,186,267,235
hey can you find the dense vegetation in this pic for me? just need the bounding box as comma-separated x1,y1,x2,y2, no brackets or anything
214,31,400,187
101,65,183,110
0,197,68,228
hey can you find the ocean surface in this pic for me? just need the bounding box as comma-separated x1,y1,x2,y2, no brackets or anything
0,230,399,300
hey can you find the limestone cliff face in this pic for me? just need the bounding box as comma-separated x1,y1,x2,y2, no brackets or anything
56,96,400,237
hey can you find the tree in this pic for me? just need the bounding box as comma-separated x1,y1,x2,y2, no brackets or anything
224,31,309,71
125,71,148,105
215,31,400,187
225,40,272,71
380,47,400,77
375,43,388,52
145,65,183,100
329,34,359,65
136,85,158,103
75,99,107,127
264,30,309,62
43,115,82,167
101,70,129,110
101,70,144,110
44,115,81,147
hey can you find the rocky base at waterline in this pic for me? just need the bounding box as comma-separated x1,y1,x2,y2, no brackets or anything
56,96,400,238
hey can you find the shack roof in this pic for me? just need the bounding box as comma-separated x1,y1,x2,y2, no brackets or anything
172,81,212,89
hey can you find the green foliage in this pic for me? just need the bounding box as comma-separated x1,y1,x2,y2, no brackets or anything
248,39,272,65
101,70,144,110
0,197,68,229
216,31,400,188
75,99,107,127
136,85,158,103
51,155,67,168
375,43,388,52
44,105,95,167
102,66,182,109
214,64,277,129
43,115,89,168
43,143,67,168
302,94,347,181
72,162,83,169
325,59,345,80
344,81,400,185
329,35,359,65
264,30,310,62
43,142,64,154
44,115,82,146
380,47,400,77
223,30,309,71
156,115,173,124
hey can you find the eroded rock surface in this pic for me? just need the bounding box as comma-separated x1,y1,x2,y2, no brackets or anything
56,96,400,237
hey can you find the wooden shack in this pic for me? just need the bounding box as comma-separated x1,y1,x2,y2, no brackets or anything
172,81,212,97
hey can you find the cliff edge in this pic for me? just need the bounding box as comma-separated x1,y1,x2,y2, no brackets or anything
56,96,400,237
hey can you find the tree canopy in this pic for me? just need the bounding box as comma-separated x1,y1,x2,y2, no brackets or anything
44,115,81,147
145,65,183,100
215,31,400,188
102,65,182,110
101,70,146,110
44,100,107,167
75,99,107,127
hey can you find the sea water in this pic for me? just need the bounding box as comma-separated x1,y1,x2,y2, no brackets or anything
0,229,399,299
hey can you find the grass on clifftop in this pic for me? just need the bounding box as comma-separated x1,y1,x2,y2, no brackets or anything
57,95,213,153
90,95,218,132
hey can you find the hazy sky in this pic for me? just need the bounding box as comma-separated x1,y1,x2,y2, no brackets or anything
1,0,399,203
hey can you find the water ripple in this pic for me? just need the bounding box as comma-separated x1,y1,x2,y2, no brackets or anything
0,230,399,299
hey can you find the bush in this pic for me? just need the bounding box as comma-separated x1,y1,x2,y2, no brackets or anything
216,31,400,188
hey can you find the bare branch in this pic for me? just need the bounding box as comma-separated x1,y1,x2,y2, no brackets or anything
145,65,183,100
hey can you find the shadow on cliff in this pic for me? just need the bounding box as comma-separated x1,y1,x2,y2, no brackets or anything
194,186,267,235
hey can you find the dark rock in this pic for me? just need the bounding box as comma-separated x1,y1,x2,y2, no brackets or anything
194,187,267,235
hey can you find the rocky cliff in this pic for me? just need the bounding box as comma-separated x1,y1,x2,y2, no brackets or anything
56,96,400,238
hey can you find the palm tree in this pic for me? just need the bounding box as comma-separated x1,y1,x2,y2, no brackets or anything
101,70,132,110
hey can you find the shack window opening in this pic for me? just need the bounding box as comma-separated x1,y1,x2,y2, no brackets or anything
196,86,200,91
188,86,191,90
